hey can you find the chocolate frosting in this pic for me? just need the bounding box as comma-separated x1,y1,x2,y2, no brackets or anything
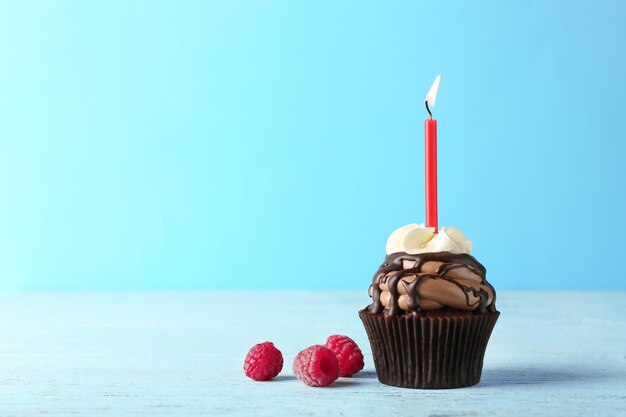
367,251,497,316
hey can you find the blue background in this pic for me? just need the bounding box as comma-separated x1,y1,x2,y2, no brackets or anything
1,1,625,291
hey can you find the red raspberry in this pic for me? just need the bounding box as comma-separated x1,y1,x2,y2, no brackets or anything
243,342,283,381
325,335,364,377
292,345,339,387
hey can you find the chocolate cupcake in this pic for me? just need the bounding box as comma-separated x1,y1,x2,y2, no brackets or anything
359,224,499,389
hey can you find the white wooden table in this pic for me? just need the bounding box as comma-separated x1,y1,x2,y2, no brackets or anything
0,291,624,416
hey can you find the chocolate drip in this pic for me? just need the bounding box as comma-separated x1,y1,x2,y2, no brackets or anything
368,251,497,316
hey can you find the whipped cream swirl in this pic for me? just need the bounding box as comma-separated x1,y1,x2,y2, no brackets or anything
386,224,473,255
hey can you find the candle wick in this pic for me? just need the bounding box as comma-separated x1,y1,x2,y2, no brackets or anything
425,100,432,119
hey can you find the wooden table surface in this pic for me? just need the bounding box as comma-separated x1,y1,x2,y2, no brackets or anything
0,291,624,416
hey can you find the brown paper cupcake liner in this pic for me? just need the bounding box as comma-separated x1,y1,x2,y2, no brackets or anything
359,308,499,389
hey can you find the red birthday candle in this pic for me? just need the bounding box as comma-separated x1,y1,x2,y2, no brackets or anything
424,75,441,232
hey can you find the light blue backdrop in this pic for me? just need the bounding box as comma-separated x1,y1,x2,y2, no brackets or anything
1,1,625,291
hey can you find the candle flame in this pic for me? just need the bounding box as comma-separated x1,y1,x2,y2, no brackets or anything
424,74,441,108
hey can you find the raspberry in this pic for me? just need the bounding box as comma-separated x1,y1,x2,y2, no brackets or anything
292,345,339,387
243,342,283,381
325,335,364,377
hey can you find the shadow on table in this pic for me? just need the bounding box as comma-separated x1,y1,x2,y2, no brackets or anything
479,366,613,388
273,375,297,382
274,371,378,387
276,367,607,388
353,370,377,380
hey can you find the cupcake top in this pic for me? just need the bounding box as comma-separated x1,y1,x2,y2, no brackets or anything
368,224,496,316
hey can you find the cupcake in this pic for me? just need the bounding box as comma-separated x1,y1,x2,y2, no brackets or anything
359,224,499,389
